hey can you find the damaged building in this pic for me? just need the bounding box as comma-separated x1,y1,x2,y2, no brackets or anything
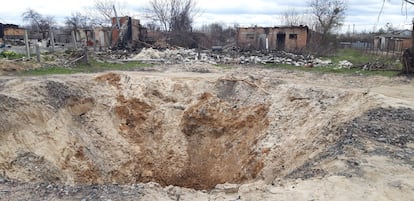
236,26,309,51
374,30,412,52
0,23,25,46
39,16,147,50
110,16,147,50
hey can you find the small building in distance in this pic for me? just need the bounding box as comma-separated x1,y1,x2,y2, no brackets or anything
236,26,309,52
374,29,412,52
0,23,25,46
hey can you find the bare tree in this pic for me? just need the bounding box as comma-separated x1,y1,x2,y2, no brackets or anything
65,12,91,29
87,0,128,25
22,8,56,39
380,0,414,18
146,0,199,32
282,8,307,26
145,22,161,31
22,8,42,32
309,0,347,36
398,0,414,4
201,23,224,45
147,0,169,31
169,0,195,32
65,12,93,39
200,23,237,46
388,0,414,6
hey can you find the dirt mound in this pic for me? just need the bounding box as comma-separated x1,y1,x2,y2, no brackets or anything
1,68,414,200
0,59,40,75
284,107,414,180
94,73,121,89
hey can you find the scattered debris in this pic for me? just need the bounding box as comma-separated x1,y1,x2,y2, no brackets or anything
339,60,353,69
126,47,336,67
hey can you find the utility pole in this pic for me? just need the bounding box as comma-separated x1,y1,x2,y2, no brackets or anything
353,24,355,36
35,43,40,62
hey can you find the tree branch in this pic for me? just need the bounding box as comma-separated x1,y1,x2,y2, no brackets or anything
404,0,414,5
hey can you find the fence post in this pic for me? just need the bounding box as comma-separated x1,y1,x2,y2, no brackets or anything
35,43,40,62
24,30,30,59
72,31,78,49
83,47,88,64
50,30,55,52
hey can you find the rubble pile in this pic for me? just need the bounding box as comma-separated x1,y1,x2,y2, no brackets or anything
339,60,353,69
1,46,401,75
129,48,335,66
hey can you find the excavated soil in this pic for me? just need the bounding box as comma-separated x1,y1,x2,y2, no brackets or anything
0,66,414,200
0,59,40,75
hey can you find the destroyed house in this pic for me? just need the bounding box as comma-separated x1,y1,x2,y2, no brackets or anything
237,26,309,51
0,23,25,40
111,16,147,49
374,30,412,52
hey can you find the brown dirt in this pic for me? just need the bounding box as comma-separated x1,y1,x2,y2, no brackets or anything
94,72,121,89
0,66,414,200
178,92,269,189
0,59,40,75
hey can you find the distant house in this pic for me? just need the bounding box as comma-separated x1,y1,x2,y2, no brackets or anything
374,30,412,51
236,26,309,51
0,23,25,40
0,23,25,47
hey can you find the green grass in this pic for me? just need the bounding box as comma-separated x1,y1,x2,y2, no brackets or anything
265,49,402,77
324,49,402,69
0,50,25,59
324,49,372,65
265,63,400,77
20,60,152,76
21,67,82,75
214,64,234,69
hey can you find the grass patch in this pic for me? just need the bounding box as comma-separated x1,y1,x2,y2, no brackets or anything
20,60,152,76
264,48,401,77
214,64,234,69
21,67,82,76
265,63,400,77
0,50,25,59
324,49,372,64
324,49,402,69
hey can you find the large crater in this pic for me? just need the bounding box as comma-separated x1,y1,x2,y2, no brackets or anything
0,71,401,190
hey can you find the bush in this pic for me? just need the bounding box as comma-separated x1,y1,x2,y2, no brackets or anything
0,51,24,59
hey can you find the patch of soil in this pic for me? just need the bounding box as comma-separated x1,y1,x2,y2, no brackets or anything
114,95,156,143
178,92,270,189
111,91,270,190
94,73,121,89
44,80,82,109
0,59,40,75
285,107,414,180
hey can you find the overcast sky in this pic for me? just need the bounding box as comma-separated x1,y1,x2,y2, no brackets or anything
0,0,413,33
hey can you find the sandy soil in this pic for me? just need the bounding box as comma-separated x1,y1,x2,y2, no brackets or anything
0,65,413,200
0,59,40,75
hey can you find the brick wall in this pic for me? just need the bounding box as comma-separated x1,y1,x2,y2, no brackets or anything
237,26,309,51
